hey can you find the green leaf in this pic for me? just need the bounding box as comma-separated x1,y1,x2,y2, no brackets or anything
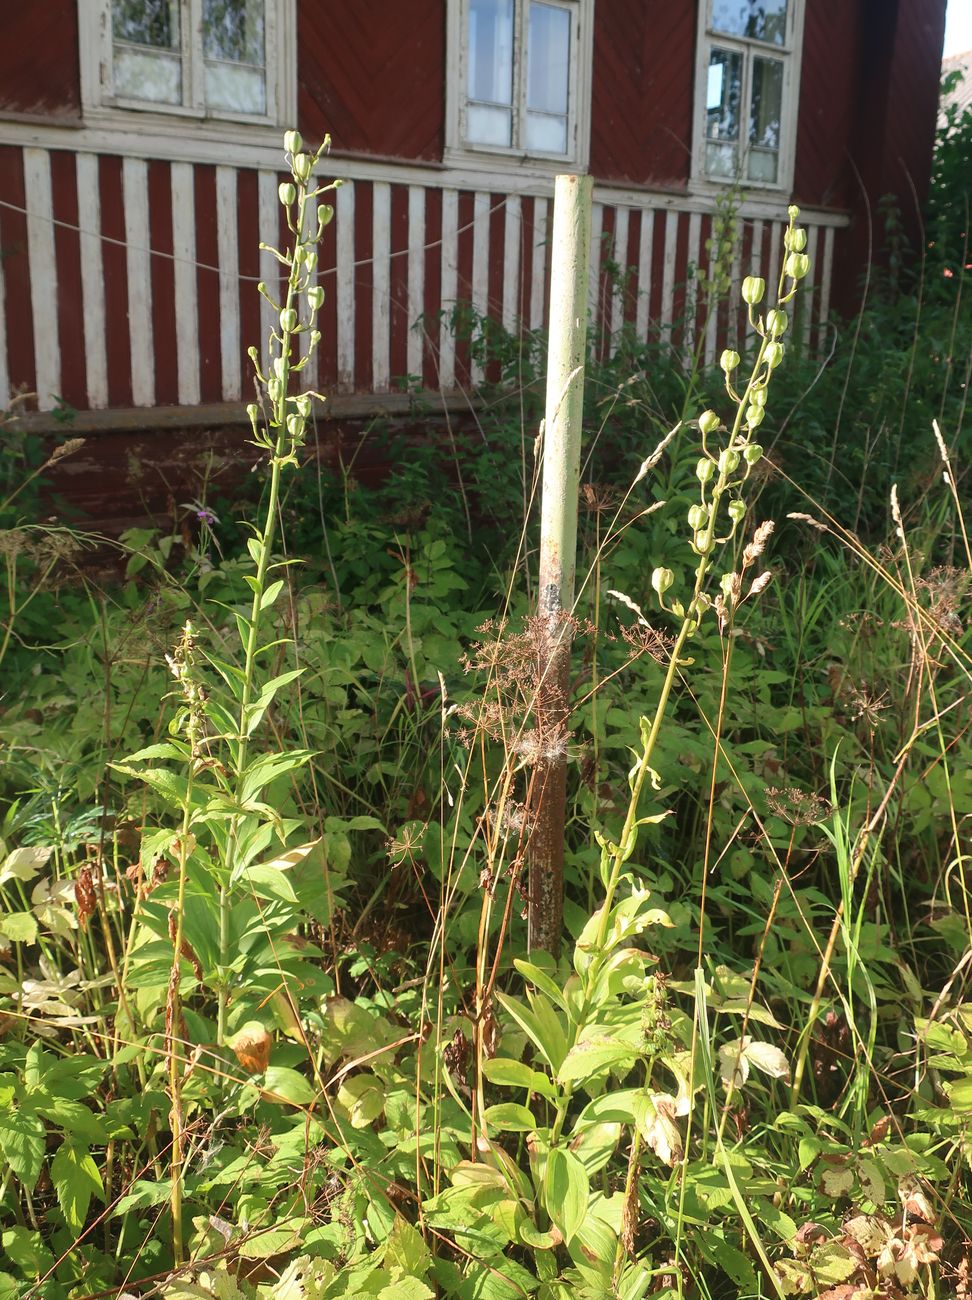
377,1280,435,1300
0,846,52,887
545,1147,588,1245
483,1103,537,1133
260,578,285,610
239,751,312,804
51,1142,103,1234
238,861,298,904
384,1215,433,1281
237,1218,306,1259
557,1036,635,1084
0,1105,45,1190
1,1226,54,1278
0,912,37,944
946,1075,972,1110
261,1066,315,1106
337,1073,385,1129
495,991,566,1073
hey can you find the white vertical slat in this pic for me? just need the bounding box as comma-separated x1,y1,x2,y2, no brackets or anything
635,206,654,342
704,223,719,368
660,209,678,341
0,220,7,409
172,162,200,406
122,157,154,407
471,191,490,385
215,165,240,401
588,201,604,326
23,148,60,410
768,219,782,299
818,225,835,352
728,221,743,351
502,194,521,336
439,188,459,390
335,179,356,390
371,181,391,393
406,185,426,382
750,219,765,278
76,153,108,409
257,169,278,375
529,196,547,331
802,224,820,352
610,205,629,339
683,209,702,358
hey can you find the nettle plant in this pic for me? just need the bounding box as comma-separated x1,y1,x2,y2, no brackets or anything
113,134,352,1262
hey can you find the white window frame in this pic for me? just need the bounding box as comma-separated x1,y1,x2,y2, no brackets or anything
445,0,593,174
79,0,296,141
691,0,806,194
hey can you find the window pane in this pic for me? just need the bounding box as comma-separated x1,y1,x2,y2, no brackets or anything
467,103,513,147
203,0,265,66
112,0,182,104
526,111,568,154
712,0,787,45
528,3,570,115
705,48,741,177
748,56,782,182
112,0,180,49
468,0,514,106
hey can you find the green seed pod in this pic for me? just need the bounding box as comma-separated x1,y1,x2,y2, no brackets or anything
744,443,764,464
720,348,740,373
651,567,674,597
785,226,808,252
728,499,746,524
788,204,800,220
694,531,713,555
278,182,296,207
303,249,318,273
720,572,735,598
696,457,715,484
267,377,282,402
750,386,767,408
785,252,810,281
698,409,721,436
287,413,305,440
766,309,788,338
688,504,707,530
292,152,313,182
284,129,302,155
718,448,740,474
245,402,259,432
742,275,766,305
296,394,312,417
746,405,765,427
317,203,334,228
307,285,325,312
764,340,784,368
279,307,298,333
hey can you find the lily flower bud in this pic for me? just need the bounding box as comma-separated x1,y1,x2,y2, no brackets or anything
698,409,721,436
742,275,765,305
785,252,810,280
651,567,674,597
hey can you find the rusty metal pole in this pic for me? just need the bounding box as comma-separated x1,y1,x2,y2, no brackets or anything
527,173,592,956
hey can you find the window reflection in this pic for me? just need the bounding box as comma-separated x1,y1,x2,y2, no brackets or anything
711,0,787,45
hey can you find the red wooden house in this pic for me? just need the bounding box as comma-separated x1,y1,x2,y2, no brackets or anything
0,0,947,503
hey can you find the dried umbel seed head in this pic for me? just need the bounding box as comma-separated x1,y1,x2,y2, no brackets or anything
698,409,721,436
720,349,740,373
651,567,674,596
785,252,810,281
742,275,766,305
278,181,296,206
284,129,302,155
766,309,788,338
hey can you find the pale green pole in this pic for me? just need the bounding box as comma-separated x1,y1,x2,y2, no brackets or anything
528,173,593,955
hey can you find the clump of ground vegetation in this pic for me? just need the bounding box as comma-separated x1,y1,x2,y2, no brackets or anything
0,100,970,1300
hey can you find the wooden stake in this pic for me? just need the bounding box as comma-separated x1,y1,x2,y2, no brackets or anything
528,174,592,955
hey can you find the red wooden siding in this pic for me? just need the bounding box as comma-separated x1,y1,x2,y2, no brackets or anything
298,1,446,163
589,0,696,188
793,0,864,210
0,1,80,120
0,144,845,416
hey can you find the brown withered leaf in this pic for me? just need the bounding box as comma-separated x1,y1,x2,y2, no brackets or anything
230,1022,272,1074
75,866,97,929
